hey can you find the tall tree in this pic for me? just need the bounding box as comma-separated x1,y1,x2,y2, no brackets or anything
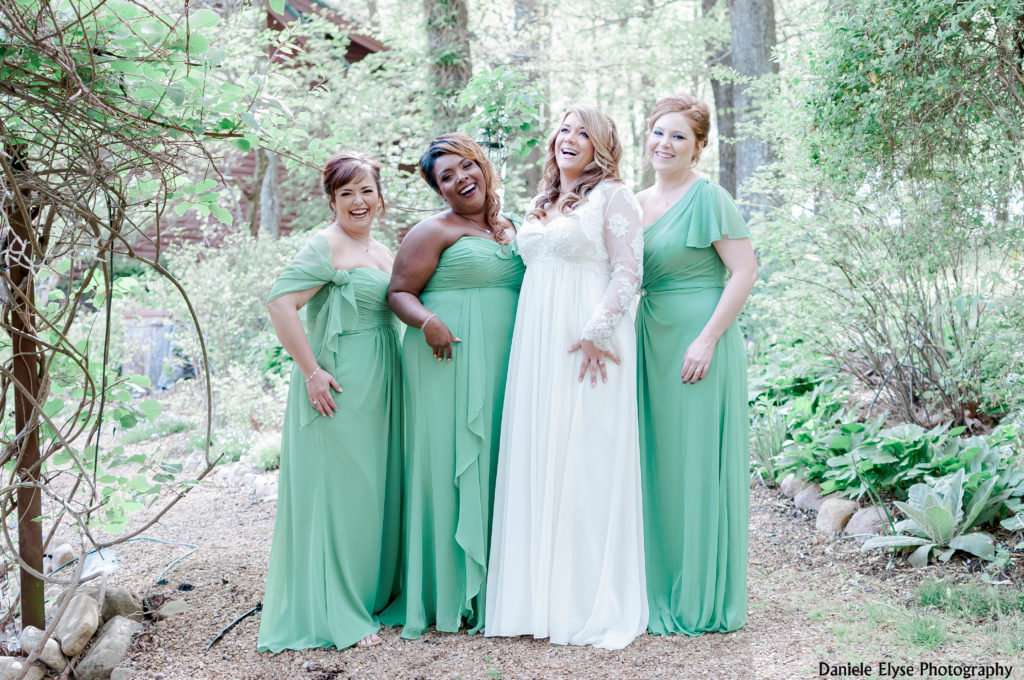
512,0,549,195
728,0,777,215
2,143,45,629
424,0,472,130
703,0,736,197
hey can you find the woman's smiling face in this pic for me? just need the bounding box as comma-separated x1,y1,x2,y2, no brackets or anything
432,153,488,215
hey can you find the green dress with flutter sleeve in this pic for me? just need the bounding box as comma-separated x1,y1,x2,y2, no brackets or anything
636,179,750,636
257,233,402,652
379,235,525,639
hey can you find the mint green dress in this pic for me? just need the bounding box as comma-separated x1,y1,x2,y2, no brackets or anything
380,236,525,638
636,179,750,635
258,234,402,652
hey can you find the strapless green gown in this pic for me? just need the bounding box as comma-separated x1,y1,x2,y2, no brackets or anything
380,236,525,638
258,234,402,652
636,179,750,635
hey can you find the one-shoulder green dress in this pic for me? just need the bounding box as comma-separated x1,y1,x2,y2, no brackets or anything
258,234,402,652
380,236,525,638
636,179,750,636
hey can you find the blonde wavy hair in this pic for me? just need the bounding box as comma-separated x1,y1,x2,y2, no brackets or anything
419,133,510,244
529,105,622,219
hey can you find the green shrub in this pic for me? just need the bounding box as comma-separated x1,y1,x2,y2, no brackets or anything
118,414,193,444
862,469,998,567
244,432,282,472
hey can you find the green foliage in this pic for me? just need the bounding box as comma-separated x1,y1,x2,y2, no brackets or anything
750,399,786,484
861,469,998,567
457,67,545,163
808,0,1024,182
244,432,282,472
118,414,194,444
136,232,299,375
759,0,1024,427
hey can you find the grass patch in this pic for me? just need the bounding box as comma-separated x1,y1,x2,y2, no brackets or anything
992,616,1024,655
917,578,1024,620
896,612,948,649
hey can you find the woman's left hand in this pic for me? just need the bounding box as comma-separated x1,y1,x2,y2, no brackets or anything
681,335,717,384
568,338,620,387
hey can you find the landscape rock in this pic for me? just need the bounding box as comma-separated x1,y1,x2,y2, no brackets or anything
50,543,76,573
20,626,69,671
0,657,46,680
54,584,102,610
102,588,144,622
152,599,188,621
816,498,860,534
794,483,824,511
844,506,887,538
76,616,142,680
110,668,133,680
780,473,810,498
53,592,100,656
253,481,278,500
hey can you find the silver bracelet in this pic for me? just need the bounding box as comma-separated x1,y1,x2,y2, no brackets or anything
420,313,437,330
304,366,322,383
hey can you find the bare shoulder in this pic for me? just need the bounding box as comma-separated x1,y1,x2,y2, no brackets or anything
395,214,451,258
634,185,655,210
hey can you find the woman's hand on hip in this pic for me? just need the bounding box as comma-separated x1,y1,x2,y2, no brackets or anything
569,338,620,387
306,368,342,417
423,315,461,361
681,336,716,384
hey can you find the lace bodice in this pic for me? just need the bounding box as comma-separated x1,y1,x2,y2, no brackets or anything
517,180,643,350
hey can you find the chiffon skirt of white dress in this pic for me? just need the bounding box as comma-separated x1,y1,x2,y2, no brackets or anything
485,258,648,650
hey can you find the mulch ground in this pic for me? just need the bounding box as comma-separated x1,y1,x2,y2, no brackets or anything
61,463,1021,680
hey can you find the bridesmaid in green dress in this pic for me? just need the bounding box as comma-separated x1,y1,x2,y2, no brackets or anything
380,133,524,638
635,94,759,635
259,152,401,651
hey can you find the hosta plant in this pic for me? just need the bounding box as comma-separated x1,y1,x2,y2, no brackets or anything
862,470,997,567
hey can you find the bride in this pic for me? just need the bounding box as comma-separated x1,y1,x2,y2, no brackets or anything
485,105,648,650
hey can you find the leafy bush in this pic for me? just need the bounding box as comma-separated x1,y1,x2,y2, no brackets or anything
861,470,998,567
757,0,1024,428
244,432,283,472
750,399,786,484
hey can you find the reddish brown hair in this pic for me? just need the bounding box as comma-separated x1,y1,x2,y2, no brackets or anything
647,93,711,164
322,151,384,215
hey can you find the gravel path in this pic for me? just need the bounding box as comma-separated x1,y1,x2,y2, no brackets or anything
93,463,1010,680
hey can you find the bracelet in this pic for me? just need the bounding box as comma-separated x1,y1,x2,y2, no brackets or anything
420,313,437,330
304,366,322,384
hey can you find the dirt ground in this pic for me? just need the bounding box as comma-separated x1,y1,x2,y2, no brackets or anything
83,465,1019,680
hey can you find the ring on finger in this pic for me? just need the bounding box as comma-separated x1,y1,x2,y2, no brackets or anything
313,399,319,405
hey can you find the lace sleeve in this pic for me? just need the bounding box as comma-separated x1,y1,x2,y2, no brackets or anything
580,183,644,351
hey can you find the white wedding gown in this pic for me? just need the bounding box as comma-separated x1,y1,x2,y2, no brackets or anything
485,179,648,650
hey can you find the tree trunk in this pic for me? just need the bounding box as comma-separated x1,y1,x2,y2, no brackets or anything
2,143,45,630
728,0,777,217
248,149,266,238
424,0,472,131
512,0,548,196
703,0,737,196
259,149,280,238
635,73,657,190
